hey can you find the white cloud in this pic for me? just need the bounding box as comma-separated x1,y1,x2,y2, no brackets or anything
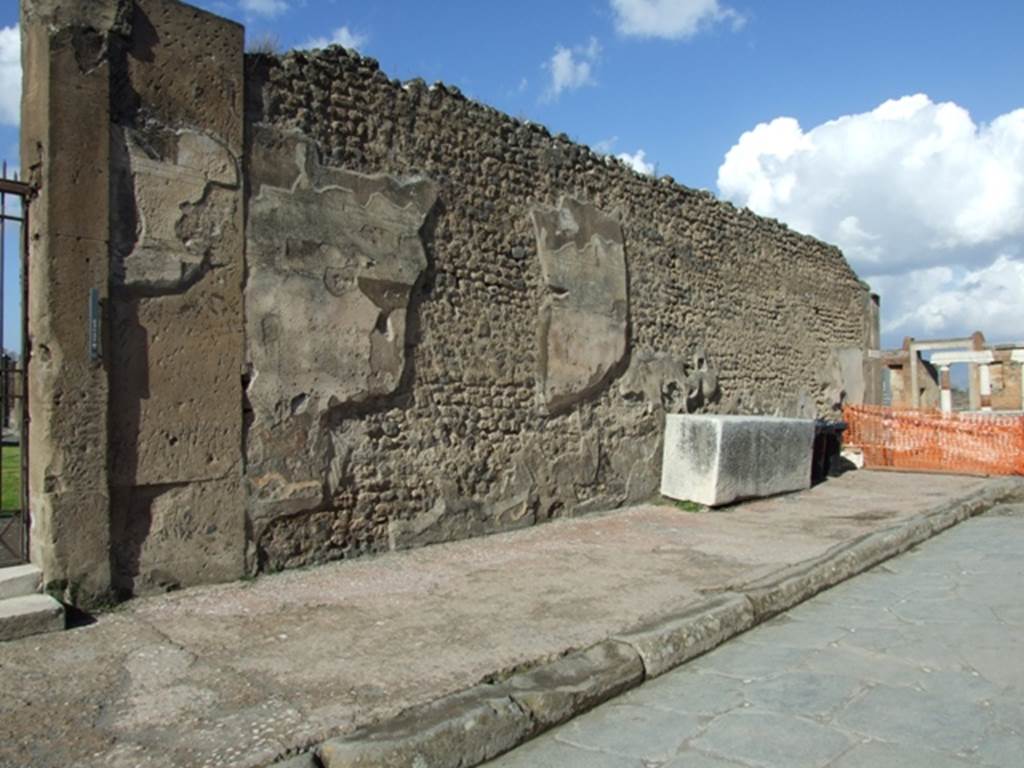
717,95,1024,342
611,0,745,40
545,37,601,101
303,26,367,51
0,26,20,127
874,256,1024,341
617,149,655,175
239,0,288,18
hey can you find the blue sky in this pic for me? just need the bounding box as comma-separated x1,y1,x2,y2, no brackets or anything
1,0,1022,352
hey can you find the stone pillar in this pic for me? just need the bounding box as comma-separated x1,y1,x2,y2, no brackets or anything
21,1,120,605
909,344,920,409
105,0,247,596
21,0,247,605
968,331,986,411
979,364,992,412
862,292,883,405
939,365,952,414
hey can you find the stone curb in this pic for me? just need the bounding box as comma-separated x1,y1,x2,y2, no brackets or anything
612,592,755,679
737,477,1020,622
272,477,1021,768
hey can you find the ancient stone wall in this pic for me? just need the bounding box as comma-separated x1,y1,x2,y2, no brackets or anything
243,47,874,571
23,0,875,605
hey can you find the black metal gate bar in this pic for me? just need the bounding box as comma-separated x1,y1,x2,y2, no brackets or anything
0,162,31,566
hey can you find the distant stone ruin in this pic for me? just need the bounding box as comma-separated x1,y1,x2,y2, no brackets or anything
21,0,879,607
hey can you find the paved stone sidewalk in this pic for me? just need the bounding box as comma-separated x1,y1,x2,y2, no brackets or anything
487,500,1024,768
0,472,1017,767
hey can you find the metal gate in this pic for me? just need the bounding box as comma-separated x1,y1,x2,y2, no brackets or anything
0,163,30,566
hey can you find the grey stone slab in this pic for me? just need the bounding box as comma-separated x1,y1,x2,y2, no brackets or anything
835,684,993,753
873,635,976,672
487,737,643,768
830,740,975,768
743,671,863,719
690,710,852,768
615,670,746,716
555,704,703,761
662,751,750,768
0,564,43,600
687,640,819,681
739,615,851,648
0,594,64,642
833,625,913,654
971,727,1024,768
959,643,1024,689
799,646,927,688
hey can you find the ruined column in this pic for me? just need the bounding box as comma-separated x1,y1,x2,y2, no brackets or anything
979,364,993,412
909,343,920,409
939,365,952,414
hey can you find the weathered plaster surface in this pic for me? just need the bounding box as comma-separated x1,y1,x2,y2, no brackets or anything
245,129,438,545
105,0,247,597
246,129,437,420
531,197,628,413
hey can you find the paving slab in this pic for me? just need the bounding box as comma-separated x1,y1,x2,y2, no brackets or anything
0,471,1018,768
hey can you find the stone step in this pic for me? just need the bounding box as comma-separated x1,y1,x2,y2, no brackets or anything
0,594,65,642
0,564,44,600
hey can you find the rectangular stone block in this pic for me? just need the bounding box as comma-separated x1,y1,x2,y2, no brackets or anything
0,594,65,642
661,415,815,507
0,565,43,600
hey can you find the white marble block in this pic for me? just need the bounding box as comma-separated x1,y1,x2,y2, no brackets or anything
661,415,815,507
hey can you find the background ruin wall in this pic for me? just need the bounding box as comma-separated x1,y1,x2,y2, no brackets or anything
22,0,878,606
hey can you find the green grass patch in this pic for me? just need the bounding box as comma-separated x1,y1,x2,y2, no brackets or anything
1,445,21,513
670,497,707,513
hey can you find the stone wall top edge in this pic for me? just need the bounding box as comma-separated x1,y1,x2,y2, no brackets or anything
253,44,861,276
156,0,245,32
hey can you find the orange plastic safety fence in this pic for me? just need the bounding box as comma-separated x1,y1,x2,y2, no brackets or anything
843,405,1024,477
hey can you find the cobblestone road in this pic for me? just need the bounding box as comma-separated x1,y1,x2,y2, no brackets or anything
487,500,1024,768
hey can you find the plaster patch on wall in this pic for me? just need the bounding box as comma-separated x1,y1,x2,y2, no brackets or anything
113,128,240,291
531,197,629,413
246,129,438,421
244,129,437,530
